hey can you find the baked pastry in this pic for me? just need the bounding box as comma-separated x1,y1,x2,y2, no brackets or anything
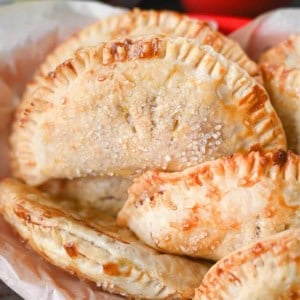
11,36,286,185
259,35,300,67
0,178,211,299
18,9,260,136
260,35,300,154
32,9,260,83
41,176,131,216
118,150,300,261
194,229,300,299
260,65,300,154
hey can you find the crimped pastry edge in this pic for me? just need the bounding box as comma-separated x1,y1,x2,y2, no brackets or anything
194,229,300,300
0,178,210,299
118,150,300,260
11,35,285,185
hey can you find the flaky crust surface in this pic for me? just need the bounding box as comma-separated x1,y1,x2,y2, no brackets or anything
32,9,260,83
18,9,260,143
118,151,300,260
259,35,300,67
11,36,285,185
0,178,210,299
194,229,300,300
41,176,131,216
260,36,300,154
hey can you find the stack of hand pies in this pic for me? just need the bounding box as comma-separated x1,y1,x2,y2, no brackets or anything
1,9,299,299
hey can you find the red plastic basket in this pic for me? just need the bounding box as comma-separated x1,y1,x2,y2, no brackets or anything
188,14,251,35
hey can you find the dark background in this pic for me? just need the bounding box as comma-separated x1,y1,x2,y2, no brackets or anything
139,0,183,12
113,0,300,17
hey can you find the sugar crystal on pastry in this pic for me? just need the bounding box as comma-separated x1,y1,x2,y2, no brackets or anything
10,36,285,185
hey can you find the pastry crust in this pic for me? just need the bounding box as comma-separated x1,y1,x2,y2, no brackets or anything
40,176,131,216
32,9,260,83
259,35,300,67
118,151,300,260
0,178,211,299
18,9,260,135
194,229,300,300
11,36,286,185
260,36,300,154
16,10,261,168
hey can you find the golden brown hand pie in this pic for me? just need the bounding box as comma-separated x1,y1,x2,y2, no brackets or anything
118,151,300,261
33,9,260,82
259,35,300,67
14,9,262,191
14,10,262,180
18,9,260,133
11,36,286,185
194,229,300,300
41,176,131,216
0,178,211,299
260,35,300,154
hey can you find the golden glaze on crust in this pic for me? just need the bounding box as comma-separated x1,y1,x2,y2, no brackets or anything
17,10,261,160
14,9,262,185
0,178,211,299
31,9,260,83
40,176,132,216
195,229,300,300
10,36,286,185
259,35,300,68
118,151,300,260
18,9,260,134
260,36,300,154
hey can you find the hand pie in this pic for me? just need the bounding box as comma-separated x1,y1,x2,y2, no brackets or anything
41,176,131,216
195,229,300,300
15,10,262,177
0,178,211,299
118,151,300,261
11,36,286,185
260,35,300,154
18,9,260,131
33,9,260,82
259,35,300,67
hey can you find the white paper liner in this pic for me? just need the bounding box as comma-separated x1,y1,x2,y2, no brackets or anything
230,8,300,60
0,2,299,299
